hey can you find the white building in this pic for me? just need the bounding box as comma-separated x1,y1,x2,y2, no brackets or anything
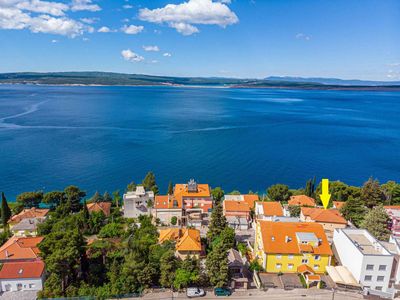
333,228,394,294
0,261,45,292
123,186,154,219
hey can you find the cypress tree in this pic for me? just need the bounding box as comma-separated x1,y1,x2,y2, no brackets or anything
1,192,12,228
168,181,173,195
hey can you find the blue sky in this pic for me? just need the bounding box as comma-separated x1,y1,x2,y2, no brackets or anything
0,0,399,80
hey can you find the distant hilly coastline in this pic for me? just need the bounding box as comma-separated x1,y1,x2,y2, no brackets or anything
0,72,399,91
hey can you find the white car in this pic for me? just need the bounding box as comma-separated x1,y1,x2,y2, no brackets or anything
186,287,206,298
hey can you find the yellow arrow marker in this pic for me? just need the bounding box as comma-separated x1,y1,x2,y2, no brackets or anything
320,179,331,209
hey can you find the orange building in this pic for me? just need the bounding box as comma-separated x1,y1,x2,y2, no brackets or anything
0,236,44,262
158,228,202,259
255,201,284,220
8,208,49,226
300,207,347,239
223,200,251,230
288,195,316,207
86,202,112,217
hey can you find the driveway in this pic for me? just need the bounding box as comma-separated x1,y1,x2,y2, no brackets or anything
258,273,283,289
280,274,303,290
0,291,38,300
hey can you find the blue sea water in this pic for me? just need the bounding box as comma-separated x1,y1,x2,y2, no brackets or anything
0,84,399,199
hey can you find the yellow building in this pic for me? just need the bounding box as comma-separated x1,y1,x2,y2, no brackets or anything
254,221,332,274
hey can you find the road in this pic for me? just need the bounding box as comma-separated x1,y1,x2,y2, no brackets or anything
141,289,364,300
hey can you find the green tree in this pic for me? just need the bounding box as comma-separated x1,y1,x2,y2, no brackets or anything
171,216,177,225
64,186,86,212
103,191,112,202
98,222,124,238
90,191,103,203
1,192,12,228
229,190,241,195
39,228,85,295
127,181,137,192
173,256,200,290
207,202,227,241
143,171,159,195
206,243,229,288
361,177,384,208
304,178,316,198
112,190,122,208
213,226,235,251
340,196,366,227
160,250,178,288
381,181,400,205
168,181,174,195
315,180,361,204
16,191,43,208
288,205,301,217
361,205,391,241
43,191,65,209
211,187,224,203
266,184,291,202
82,200,90,224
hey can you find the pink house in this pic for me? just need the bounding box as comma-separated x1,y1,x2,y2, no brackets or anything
384,206,400,238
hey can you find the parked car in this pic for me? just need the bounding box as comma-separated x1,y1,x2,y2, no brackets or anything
214,287,232,296
186,287,206,298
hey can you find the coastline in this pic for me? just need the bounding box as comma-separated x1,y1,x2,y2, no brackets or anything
1,82,400,91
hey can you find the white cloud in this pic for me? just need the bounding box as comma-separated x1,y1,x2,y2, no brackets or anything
80,17,99,24
121,49,144,62
121,24,144,34
51,39,58,43
98,26,112,33
122,4,133,9
143,45,159,52
387,69,400,79
163,52,172,57
295,33,311,41
138,0,238,35
150,60,158,63
0,0,92,36
387,62,400,67
16,0,68,16
71,0,101,12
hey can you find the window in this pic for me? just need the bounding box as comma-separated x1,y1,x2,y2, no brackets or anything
276,263,282,269
377,276,385,282
364,275,372,281
314,255,320,261
288,264,294,269
314,265,320,270
301,259,308,264
375,286,383,291
29,284,35,288
379,265,387,271
276,254,282,259
366,264,374,270
288,254,294,259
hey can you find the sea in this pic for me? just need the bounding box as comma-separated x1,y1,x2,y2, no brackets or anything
0,84,399,199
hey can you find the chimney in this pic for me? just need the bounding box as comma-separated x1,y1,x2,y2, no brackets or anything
285,236,292,243
5,250,9,258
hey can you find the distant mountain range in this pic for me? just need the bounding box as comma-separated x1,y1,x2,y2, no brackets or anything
265,76,400,86
0,72,399,90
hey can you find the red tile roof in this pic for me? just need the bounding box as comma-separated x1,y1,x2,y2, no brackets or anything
256,201,284,217
223,200,250,213
243,194,259,208
333,201,345,210
0,260,45,279
154,195,182,209
258,221,332,256
301,207,347,225
9,208,49,224
0,236,44,261
87,202,111,217
288,195,316,207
